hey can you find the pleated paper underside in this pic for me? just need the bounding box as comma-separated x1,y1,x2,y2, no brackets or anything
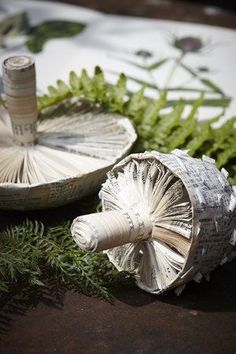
0,98,136,184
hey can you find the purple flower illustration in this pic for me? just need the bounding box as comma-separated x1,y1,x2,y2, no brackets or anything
173,36,203,54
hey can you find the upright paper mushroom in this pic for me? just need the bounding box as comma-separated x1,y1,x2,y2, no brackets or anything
0,56,137,210
72,150,236,294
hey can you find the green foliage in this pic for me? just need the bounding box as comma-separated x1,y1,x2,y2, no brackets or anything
0,67,235,301
0,220,132,301
164,94,202,151
25,20,86,53
37,66,236,176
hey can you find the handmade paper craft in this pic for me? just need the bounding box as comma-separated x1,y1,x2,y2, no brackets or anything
0,55,136,210
72,150,236,294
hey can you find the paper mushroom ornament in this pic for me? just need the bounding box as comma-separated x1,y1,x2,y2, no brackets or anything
71,150,236,294
0,56,136,210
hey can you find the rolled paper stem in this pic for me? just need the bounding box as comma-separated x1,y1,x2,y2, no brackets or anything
71,209,152,252
2,56,38,145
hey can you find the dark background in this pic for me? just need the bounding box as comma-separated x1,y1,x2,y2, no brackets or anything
48,0,236,29
52,0,236,12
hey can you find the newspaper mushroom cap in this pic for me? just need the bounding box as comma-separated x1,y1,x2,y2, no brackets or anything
0,56,136,210
71,150,236,294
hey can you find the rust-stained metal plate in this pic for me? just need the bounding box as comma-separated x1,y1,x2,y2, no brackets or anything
0,259,236,354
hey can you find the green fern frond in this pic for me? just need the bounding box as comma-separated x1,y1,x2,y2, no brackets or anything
0,220,132,301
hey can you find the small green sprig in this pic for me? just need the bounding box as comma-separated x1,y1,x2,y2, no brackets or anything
0,220,133,302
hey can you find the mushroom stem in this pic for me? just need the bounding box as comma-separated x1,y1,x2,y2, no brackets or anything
71,209,152,252
2,56,38,145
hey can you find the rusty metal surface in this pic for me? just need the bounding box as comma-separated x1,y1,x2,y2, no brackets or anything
0,259,236,354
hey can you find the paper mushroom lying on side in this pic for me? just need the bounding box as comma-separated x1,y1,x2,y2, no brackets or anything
0,56,136,210
71,150,236,294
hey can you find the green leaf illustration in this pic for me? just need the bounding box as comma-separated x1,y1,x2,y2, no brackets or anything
107,71,228,107
179,62,198,77
111,56,169,72
0,11,30,48
25,20,86,53
166,97,231,108
200,78,224,95
180,62,225,95
0,12,30,38
147,58,170,71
